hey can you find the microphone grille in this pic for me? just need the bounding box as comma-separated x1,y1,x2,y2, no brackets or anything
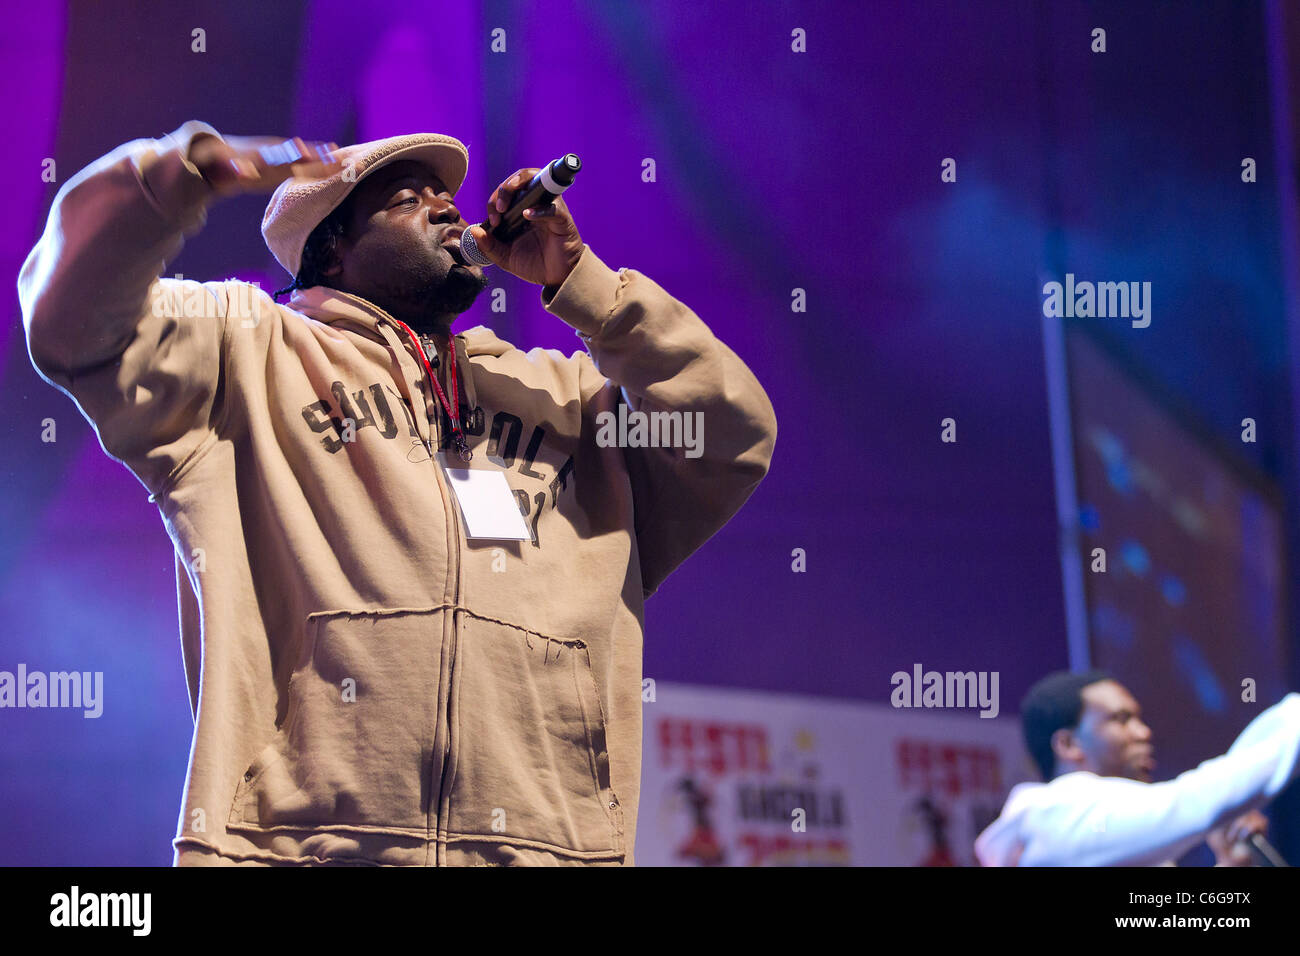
458,226,492,267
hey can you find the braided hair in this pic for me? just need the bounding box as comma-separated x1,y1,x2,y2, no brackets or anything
273,204,349,301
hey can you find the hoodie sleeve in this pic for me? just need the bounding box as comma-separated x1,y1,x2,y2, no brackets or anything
18,121,232,495
984,693,1300,867
541,244,777,599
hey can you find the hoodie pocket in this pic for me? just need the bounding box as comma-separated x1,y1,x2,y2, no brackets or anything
228,608,444,835
444,615,625,858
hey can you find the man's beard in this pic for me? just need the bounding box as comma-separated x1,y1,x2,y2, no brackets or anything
414,264,489,324
424,264,489,312
367,262,489,334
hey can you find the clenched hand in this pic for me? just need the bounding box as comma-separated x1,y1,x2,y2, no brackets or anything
467,167,584,289
189,135,340,199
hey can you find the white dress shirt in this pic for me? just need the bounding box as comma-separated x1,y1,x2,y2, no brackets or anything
975,694,1300,866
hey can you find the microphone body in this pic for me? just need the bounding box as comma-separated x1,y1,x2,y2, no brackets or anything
457,154,582,267
1246,832,1289,867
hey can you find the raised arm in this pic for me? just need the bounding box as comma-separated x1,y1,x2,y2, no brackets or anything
21,121,223,375
547,246,777,598
463,167,778,599
18,124,337,492
1018,694,1300,866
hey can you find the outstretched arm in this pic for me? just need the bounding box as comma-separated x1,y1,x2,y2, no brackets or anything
1019,694,1300,866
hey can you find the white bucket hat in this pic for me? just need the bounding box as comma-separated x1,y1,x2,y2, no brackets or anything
261,132,469,277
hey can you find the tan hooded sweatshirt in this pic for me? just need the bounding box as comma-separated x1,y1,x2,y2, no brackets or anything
18,121,777,866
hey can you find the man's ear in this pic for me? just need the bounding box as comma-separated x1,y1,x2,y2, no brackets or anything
321,235,346,278
1051,726,1084,772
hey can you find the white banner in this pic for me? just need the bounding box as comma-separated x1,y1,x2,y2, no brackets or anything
636,682,1033,866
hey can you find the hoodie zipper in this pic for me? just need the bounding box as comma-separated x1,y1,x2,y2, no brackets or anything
431,338,465,866
380,316,466,865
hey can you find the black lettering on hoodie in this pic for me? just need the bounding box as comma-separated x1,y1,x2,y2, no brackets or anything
488,411,523,466
301,399,345,453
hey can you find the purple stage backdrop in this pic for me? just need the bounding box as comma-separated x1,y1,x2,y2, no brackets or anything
2,0,1298,865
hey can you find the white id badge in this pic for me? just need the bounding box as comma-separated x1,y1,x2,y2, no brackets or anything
437,453,532,540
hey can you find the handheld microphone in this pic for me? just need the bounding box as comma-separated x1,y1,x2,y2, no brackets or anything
1246,832,1290,867
456,153,582,267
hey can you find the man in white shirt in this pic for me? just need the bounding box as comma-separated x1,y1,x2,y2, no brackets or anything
975,670,1300,866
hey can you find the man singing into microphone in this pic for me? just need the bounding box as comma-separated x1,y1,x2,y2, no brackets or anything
976,670,1300,866
19,122,777,866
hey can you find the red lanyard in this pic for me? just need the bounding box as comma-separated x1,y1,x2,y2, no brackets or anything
389,318,473,461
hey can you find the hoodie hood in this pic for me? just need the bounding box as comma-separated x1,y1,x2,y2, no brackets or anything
287,282,519,420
